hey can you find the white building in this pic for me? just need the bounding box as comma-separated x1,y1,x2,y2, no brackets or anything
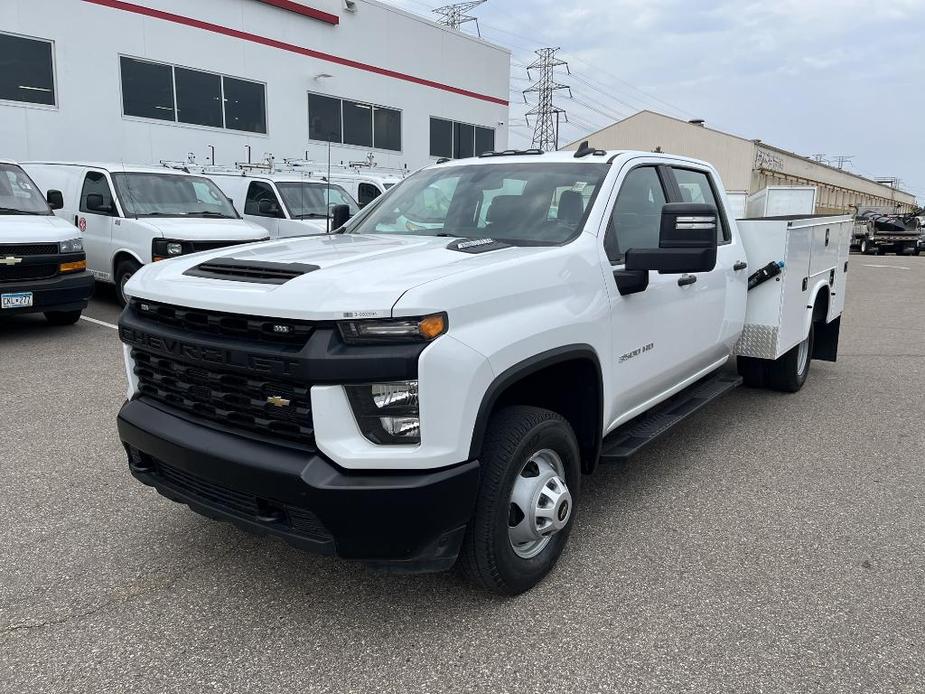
0,0,510,171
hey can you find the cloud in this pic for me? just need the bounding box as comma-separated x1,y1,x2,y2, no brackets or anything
386,0,925,199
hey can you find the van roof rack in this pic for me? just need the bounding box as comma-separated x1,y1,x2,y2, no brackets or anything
478,149,545,158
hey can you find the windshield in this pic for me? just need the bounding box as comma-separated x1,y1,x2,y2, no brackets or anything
0,164,52,216
276,182,359,219
111,173,239,219
347,163,607,244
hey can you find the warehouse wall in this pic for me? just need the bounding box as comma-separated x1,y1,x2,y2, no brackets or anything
0,0,510,170
565,111,756,191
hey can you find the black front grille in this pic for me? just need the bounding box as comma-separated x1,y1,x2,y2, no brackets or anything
130,299,315,345
0,243,59,256
132,348,315,446
187,238,266,253
0,263,58,282
139,454,332,542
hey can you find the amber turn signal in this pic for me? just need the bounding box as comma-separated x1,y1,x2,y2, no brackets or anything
59,259,87,273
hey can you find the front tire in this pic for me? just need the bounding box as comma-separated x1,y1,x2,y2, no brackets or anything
116,258,141,307
44,310,82,326
767,323,815,392
459,406,580,594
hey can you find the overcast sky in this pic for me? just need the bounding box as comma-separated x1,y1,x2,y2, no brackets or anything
385,0,924,201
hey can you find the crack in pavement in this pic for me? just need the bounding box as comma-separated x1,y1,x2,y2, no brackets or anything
1,539,249,637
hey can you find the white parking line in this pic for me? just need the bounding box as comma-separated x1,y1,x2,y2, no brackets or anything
80,315,119,330
862,264,910,270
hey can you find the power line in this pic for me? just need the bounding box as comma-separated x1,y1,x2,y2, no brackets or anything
522,48,572,151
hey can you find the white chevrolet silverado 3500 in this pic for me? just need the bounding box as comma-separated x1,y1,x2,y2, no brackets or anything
116,147,851,594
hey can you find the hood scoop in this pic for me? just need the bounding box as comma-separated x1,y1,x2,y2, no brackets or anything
184,257,320,285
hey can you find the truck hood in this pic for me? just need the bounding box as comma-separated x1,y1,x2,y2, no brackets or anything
0,214,82,244
136,217,267,241
126,233,538,319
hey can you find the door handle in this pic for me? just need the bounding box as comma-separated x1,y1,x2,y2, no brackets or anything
733,261,748,271
677,274,697,287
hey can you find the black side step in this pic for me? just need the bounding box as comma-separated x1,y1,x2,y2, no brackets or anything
599,371,742,462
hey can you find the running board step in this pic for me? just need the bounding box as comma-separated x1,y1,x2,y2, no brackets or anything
599,372,742,462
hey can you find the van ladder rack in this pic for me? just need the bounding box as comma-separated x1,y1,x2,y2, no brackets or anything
478,149,545,158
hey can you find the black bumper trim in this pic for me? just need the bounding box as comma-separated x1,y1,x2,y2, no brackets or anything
0,272,94,315
118,399,479,571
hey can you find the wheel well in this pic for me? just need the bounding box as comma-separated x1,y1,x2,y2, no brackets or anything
471,351,603,474
112,251,140,279
812,286,830,322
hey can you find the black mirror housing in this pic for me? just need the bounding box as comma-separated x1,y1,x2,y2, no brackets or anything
257,198,280,216
330,204,352,231
625,203,719,274
85,193,111,214
46,189,64,210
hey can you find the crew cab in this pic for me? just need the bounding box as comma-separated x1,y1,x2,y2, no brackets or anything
0,161,93,325
206,171,359,238
22,162,268,304
115,148,851,594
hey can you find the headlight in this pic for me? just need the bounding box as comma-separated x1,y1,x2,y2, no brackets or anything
59,238,83,253
338,313,447,344
345,380,420,444
152,238,185,261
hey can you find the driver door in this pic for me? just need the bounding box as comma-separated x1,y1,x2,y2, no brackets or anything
243,181,282,238
77,170,118,281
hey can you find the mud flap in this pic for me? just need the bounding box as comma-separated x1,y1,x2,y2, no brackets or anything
812,316,841,362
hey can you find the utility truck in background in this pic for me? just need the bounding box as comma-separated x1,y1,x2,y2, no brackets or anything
0,161,94,325
115,146,851,594
22,162,269,305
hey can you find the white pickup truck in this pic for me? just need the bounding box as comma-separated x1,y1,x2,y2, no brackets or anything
116,147,851,594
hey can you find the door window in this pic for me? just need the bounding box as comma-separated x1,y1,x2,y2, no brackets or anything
604,166,666,262
358,183,381,206
79,172,116,216
244,181,283,217
671,168,729,242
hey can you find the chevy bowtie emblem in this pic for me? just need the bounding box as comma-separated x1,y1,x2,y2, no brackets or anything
266,395,291,408
0,256,23,266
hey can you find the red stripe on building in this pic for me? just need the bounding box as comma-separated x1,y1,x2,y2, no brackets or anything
82,0,509,106
253,0,339,26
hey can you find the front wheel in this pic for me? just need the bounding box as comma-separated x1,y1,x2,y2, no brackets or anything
860,239,871,254
44,310,82,326
116,258,141,307
767,323,815,392
459,406,580,594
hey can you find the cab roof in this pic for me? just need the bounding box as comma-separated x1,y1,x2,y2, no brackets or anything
429,149,714,170
22,161,197,176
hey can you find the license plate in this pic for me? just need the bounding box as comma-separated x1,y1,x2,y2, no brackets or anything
1,292,33,309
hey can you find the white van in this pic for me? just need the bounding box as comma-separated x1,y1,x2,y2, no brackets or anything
330,171,401,207
206,171,359,238
0,161,94,325
22,162,268,304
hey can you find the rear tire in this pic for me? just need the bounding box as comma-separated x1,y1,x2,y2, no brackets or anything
44,310,82,326
766,323,815,392
459,406,580,595
116,259,141,307
736,355,767,388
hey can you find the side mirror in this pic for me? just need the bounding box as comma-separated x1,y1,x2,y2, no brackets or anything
258,198,281,216
626,203,718,274
85,193,112,214
330,204,352,231
46,189,64,210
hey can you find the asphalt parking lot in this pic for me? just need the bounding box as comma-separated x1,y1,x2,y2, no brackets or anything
1,255,923,693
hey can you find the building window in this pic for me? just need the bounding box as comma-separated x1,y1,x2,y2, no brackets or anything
308,92,402,152
430,117,495,159
120,56,267,134
0,32,56,106
0,32,56,107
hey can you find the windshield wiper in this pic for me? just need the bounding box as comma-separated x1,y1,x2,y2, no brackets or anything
0,207,40,215
187,210,233,218
294,212,328,219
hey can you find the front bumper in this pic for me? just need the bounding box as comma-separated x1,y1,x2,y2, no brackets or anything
117,399,480,572
0,271,94,315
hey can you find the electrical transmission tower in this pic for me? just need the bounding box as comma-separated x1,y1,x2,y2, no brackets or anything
522,48,572,151
432,1,486,35
833,155,854,169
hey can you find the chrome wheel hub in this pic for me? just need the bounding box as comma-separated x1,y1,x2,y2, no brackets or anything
508,448,572,559
797,334,810,375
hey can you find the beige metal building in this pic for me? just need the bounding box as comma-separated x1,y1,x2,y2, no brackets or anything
565,111,917,214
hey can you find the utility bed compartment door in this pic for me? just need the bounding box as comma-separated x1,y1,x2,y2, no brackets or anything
809,222,839,277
